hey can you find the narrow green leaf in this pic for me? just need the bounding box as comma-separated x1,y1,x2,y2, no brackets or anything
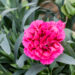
14,32,24,60
70,65,75,75
12,20,17,34
56,53,75,65
25,64,45,75
65,28,72,41
16,54,28,68
0,64,7,72
50,61,58,70
62,41,75,58
0,33,11,55
13,70,25,75
0,0,10,8
22,3,36,8
21,7,40,31
31,0,38,6
24,25,30,30
1,8,17,17
0,57,11,63
53,66,64,75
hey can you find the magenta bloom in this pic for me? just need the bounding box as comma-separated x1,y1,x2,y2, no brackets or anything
22,20,65,65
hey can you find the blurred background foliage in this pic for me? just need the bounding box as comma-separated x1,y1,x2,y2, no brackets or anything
0,0,75,75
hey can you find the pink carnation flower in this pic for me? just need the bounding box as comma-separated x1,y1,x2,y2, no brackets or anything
22,20,65,65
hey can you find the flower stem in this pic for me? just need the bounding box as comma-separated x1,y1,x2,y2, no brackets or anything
47,65,52,75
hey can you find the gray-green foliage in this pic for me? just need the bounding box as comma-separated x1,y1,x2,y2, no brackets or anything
0,0,75,75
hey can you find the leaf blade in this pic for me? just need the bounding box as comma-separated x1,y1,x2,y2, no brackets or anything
0,33,11,55
16,54,28,68
56,53,75,65
14,32,24,60
21,7,40,31
25,64,45,75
